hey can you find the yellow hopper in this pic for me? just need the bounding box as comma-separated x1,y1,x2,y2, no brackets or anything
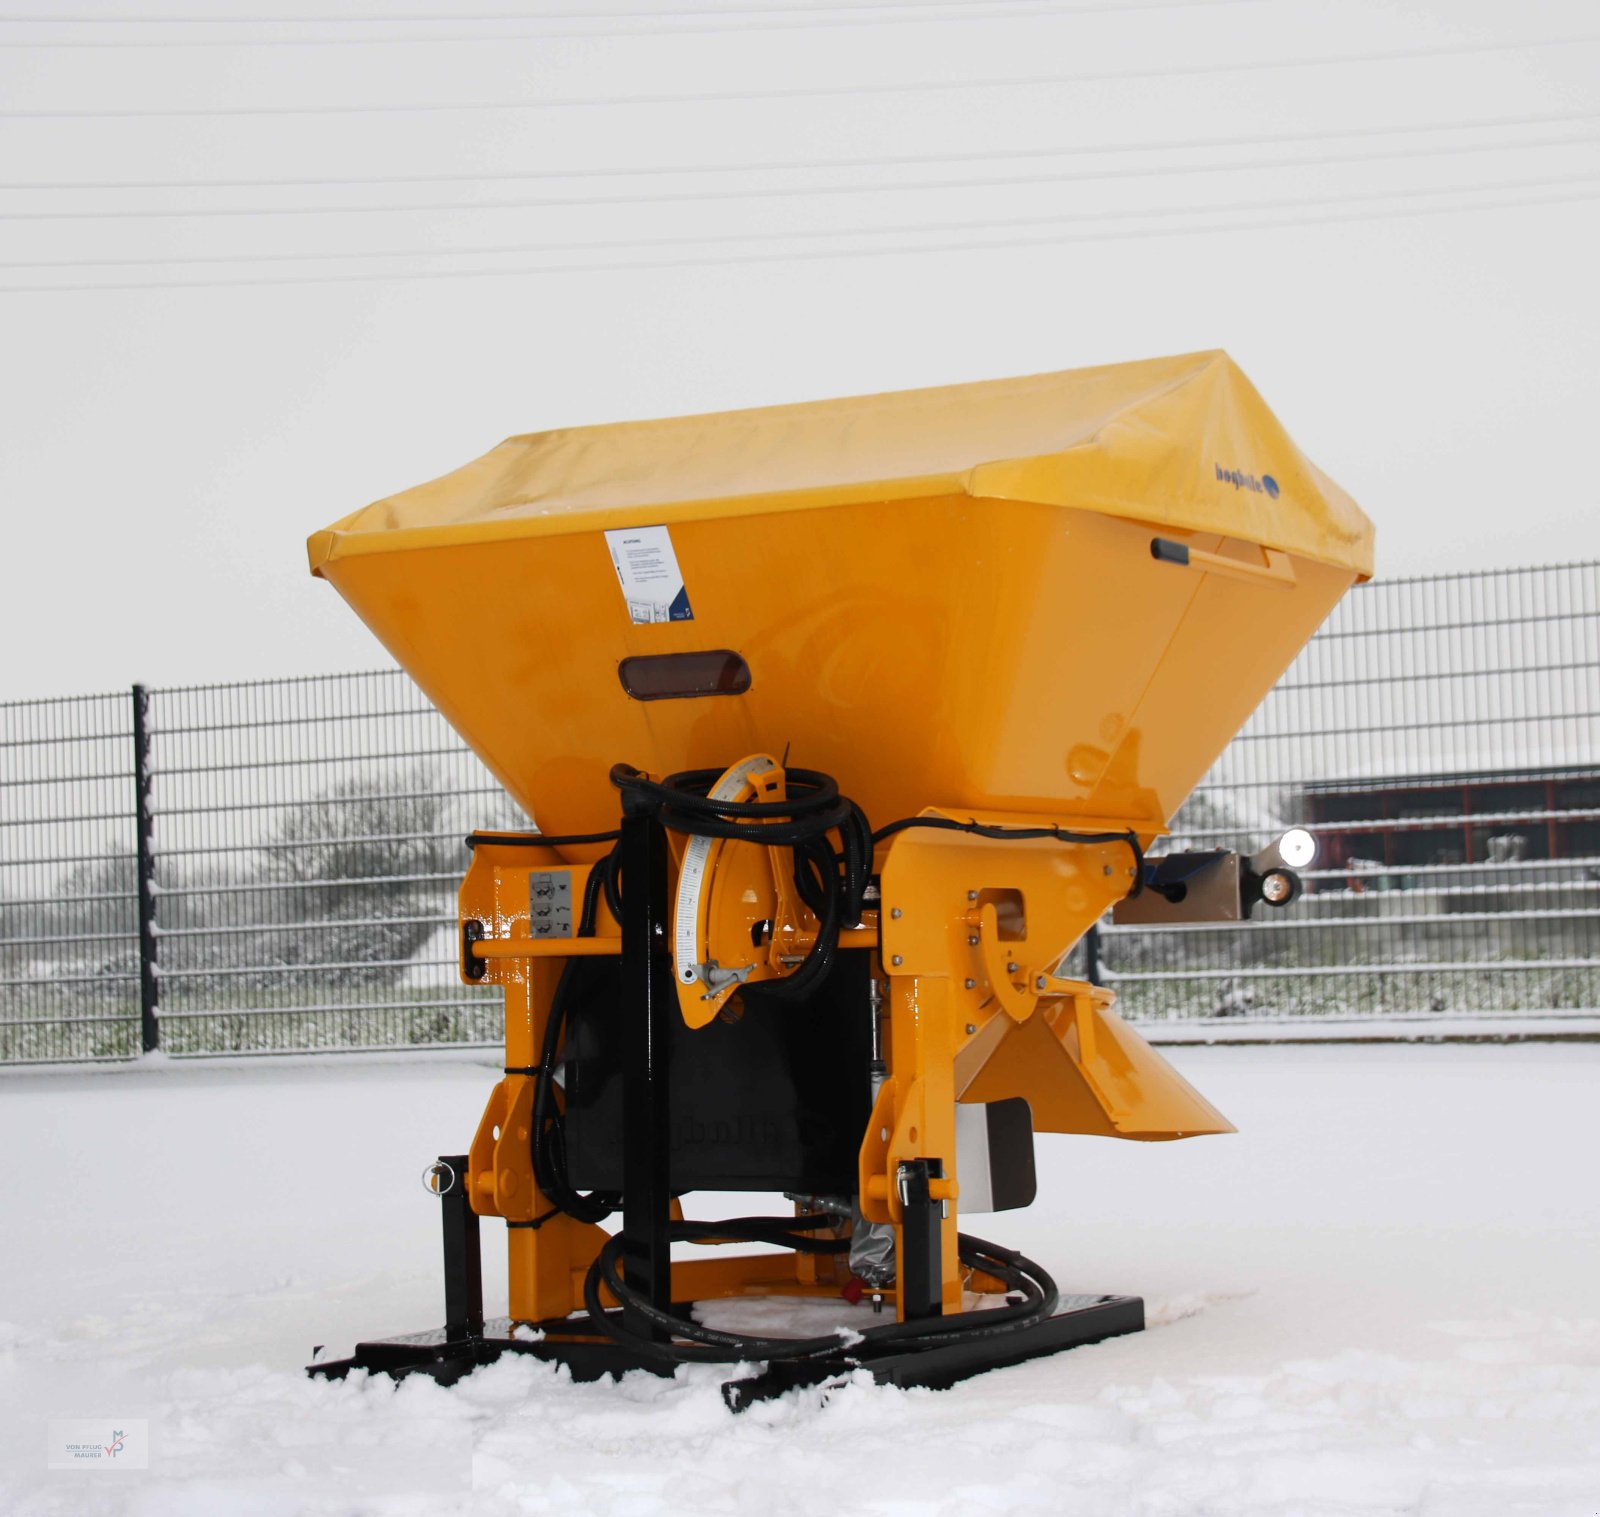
310,349,1370,843
306,350,1372,1404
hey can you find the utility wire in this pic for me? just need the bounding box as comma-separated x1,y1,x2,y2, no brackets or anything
5,182,1594,295
0,0,1261,46
3,33,1595,119
6,128,1595,221
0,0,1246,21
4,108,1595,193
6,169,1595,271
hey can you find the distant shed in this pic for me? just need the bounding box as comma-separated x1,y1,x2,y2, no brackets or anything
1298,764,1600,881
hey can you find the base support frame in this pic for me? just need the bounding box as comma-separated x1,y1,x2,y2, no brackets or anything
308,1293,1144,1411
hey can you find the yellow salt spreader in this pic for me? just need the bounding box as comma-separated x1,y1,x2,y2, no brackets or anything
305,351,1372,1408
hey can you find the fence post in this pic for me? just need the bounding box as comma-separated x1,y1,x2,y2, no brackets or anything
131,684,160,1054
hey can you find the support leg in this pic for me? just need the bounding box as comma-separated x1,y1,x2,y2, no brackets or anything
897,1159,945,1321
619,802,674,1338
437,1153,483,1342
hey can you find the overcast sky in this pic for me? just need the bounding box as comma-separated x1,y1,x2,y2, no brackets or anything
1,0,1596,701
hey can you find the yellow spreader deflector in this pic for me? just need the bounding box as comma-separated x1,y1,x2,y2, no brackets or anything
305,350,1372,1405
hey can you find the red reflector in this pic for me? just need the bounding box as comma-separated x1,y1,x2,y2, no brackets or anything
618,651,752,701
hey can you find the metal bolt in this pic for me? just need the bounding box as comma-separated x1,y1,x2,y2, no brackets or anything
1035,975,1048,990
890,907,903,920
964,978,976,990
1103,864,1113,876
965,1023,977,1035
1007,961,1018,974
967,935,979,947
967,890,978,902
891,954,903,967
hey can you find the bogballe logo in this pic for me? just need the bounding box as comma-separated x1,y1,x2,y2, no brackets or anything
1215,463,1280,499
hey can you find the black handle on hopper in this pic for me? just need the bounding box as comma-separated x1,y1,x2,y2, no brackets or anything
1150,537,1190,566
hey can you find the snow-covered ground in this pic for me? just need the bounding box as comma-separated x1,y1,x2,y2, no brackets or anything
2,1043,1597,1515
1146,1014,1600,1044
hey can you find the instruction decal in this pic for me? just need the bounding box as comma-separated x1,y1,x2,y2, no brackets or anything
529,869,573,939
604,525,695,624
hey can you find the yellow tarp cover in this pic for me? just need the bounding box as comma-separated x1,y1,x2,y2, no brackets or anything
309,350,1373,580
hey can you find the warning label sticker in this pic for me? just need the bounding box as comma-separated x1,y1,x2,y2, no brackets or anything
604,525,694,624
529,869,573,939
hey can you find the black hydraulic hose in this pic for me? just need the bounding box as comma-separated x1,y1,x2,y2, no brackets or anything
528,957,615,1225
578,854,607,937
588,1229,1057,1364
593,844,624,927
870,814,1145,897
583,1221,1060,1366
673,1214,852,1253
615,764,845,820
526,840,623,1227
465,828,622,850
610,763,872,1005
838,1233,1058,1350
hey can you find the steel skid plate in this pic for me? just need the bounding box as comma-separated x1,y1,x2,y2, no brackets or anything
308,1316,666,1389
307,1294,1144,1410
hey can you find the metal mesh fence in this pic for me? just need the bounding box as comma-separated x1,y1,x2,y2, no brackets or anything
1,560,1596,1062
1097,560,1600,1026
146,672,524,1056
0,692,140,1062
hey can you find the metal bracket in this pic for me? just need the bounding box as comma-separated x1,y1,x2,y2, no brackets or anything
461,918,488,981
696,959,756,999
975,902,1036,1022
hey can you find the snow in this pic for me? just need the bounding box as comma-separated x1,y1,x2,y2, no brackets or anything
1144,1013,1600,1044
3,1043,1598,1515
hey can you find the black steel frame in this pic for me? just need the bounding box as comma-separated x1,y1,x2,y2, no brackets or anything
307,1145,1143,1408
131,683,160,1054
617,801,674,1340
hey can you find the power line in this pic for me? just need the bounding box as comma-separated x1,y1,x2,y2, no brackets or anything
4,33,1595,119
7,169,1596,271
0,0,1259,46
7,128,1597,222
5,183,1594,295
0,0,1240,20
5,109,1595,193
